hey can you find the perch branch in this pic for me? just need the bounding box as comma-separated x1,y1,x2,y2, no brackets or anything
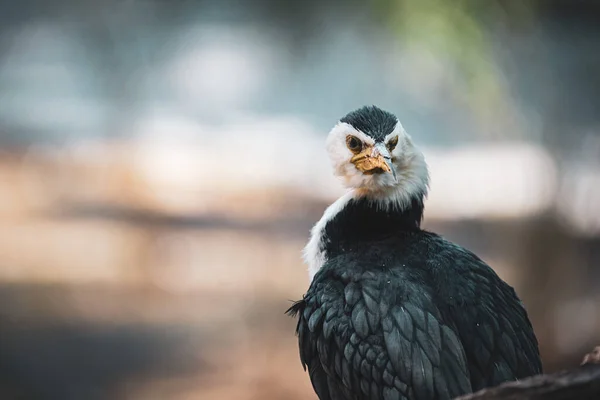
455,346,600,400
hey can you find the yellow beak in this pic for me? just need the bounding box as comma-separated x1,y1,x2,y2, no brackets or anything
351,144,396,180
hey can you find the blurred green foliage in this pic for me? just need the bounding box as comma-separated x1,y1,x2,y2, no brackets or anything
373,0,539,137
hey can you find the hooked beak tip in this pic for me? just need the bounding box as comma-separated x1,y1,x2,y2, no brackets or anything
384,157,397,182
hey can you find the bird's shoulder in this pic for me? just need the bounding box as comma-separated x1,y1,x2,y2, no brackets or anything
312,230,543,389
413,232,544,388
320,229,502,292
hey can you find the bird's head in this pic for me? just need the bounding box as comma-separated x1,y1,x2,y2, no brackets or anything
326,105,429,207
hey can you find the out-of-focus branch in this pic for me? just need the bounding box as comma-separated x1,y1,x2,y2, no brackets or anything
455,346,600,400
581,346,600,366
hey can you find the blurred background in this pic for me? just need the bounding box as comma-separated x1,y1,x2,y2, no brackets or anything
0,0,599,399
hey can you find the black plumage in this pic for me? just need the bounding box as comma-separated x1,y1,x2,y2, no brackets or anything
287,107,542,400
287,198,542,399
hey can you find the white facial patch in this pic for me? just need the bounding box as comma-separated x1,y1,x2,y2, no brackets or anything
326,122,377,190
326,119,429,208
363,121,430,211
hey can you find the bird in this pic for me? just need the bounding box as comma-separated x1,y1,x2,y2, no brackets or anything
286,105,542,400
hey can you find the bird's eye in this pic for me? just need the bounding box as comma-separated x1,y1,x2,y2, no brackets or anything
387,136,399,151
346,135,362,153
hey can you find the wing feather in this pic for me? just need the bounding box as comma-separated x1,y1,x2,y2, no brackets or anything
287,271,472,400
445,257,543,390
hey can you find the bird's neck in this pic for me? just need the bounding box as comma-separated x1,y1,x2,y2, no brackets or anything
304,188,425,281
324,192,424,250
